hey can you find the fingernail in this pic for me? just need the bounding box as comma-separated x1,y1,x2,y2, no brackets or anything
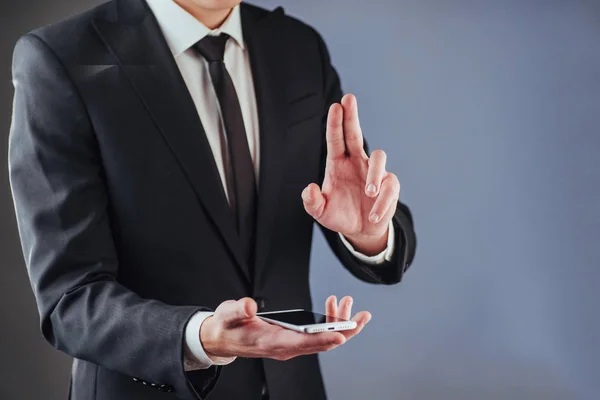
369,213,380,223
366,183,377,194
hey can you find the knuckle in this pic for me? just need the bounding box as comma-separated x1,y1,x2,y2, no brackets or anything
386,173,401,192
394,176,401,193
216,300,236,314
347,130,362,140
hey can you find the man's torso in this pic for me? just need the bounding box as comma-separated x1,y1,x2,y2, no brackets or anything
33,1,332,398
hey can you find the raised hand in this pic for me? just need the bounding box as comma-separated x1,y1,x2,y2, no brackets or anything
199,297,370,362
302,94,401,255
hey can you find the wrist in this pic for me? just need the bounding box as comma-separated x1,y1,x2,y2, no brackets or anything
343,226,389,256
199,315,237,363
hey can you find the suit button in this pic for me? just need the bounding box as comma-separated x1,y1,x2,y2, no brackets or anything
254,297,268,312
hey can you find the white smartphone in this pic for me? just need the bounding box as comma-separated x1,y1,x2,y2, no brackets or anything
257,309,357,334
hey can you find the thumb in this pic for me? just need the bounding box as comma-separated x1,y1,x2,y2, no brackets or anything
302,183,326,220
218,297,257,324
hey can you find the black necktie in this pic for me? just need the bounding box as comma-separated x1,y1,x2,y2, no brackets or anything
194,34,257,267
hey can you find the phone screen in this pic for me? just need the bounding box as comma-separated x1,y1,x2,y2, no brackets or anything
258,310,350,325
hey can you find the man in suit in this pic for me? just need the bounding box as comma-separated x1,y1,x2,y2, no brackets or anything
8,0,416,399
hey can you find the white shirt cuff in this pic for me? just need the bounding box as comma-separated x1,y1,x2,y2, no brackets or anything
339,220,395,265
183,311,237,371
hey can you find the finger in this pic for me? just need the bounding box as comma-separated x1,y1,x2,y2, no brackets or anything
341,311,372,340
325,295,338,318
380,192,399,226
267,328,346,360
301,183,326,220
297,332,346,354
280,330,346,350
369,173,400,224
218,297,257,324
341,94,365,156
365,150,387,197
338,296,353,321
326,103,346,159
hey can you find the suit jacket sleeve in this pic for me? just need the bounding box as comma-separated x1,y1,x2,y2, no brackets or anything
8,34,218,400
313,30,417,285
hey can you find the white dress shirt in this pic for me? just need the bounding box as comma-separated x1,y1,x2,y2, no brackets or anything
144,0,395,371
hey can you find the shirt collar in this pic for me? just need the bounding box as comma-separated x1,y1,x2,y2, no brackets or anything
145,0,245,57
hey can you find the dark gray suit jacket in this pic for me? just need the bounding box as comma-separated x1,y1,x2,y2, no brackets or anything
8,1,417,399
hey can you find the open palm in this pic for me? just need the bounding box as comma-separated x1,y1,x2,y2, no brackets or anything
302,94,400,254
200,296,370,362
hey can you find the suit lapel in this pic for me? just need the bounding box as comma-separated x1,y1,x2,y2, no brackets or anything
92,0,250,281
241,5,288,287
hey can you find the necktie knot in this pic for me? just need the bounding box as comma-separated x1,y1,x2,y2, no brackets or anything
194,33,230,62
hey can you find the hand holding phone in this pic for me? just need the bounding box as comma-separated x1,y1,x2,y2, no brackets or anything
199,295,371,362
257,310,357,333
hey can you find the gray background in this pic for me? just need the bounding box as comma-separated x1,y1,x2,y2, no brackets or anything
1,0,599,399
